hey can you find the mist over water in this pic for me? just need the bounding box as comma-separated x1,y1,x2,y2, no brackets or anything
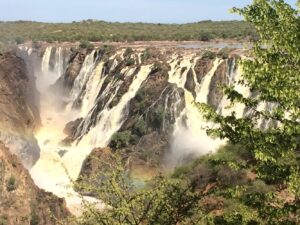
167,127,222,168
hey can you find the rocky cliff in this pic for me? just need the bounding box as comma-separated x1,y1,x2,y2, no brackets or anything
0,142,69,225
0,51,40,169
0,50,70,223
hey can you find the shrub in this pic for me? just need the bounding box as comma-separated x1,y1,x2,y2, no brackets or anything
154,106,165,128
6,176,17,192
125,58,135,66
135,89,145,102
0,216,7,225
217,47,230,59
124,47,133,57
199,32,213,42
15,37,25,44
30,210,39,225
141,48,154,62
202,50,216,60
79,40,94,49
133,118,147,136
110,131,132,149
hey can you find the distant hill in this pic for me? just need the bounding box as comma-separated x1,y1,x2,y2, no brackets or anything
0,20,256,50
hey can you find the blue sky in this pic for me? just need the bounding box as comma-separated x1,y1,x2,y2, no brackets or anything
0,0,297,23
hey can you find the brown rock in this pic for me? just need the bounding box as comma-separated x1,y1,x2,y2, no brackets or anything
0,142,69,225
194,58,214,84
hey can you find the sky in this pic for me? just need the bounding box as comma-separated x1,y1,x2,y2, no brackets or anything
0,0,297,23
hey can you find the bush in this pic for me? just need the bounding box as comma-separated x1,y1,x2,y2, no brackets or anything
202,50,216,60
30,210,39,225
79,40,94,49
217,48,230,59
199,32,213,41
6,176,17,192
133,118,147,136
0,215,7,225
154,106,165,128
135,89,145,102
124,47,133,57
141,48,154,62
15,37,25,44
125,58,135,66
110,131,132,149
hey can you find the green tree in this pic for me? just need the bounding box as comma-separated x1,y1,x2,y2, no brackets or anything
6,175,17,192
199,0,300,223
74,154,203,225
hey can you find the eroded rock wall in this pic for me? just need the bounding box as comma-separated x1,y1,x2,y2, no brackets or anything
0,52,40,168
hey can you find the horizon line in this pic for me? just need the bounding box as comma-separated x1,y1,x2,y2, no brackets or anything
0,19,245,25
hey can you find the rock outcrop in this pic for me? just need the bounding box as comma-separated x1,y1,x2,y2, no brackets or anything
0,52,40,168
0,142,69,225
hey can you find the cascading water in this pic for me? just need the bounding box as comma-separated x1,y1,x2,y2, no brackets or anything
28,47,152,214
17,45,250,214
41,46,52,73
167,55,226,166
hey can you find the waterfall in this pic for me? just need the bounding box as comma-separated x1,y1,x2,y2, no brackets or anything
80,62,105,117
167,56,225,166
54,47,63,76
41,46,52,74
28,47,152,214
195,59,222,103
69,50,96,102
16,45,253,213
81,65,151,148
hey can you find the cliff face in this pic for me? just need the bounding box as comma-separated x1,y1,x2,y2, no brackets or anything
0,52,40,169
0,142,69,225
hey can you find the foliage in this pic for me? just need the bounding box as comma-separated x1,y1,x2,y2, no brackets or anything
198,32,213,41
141,48,154,63
109,131,133,149
199,0,300,223
124,47,134,57
133,118,147,136
79,40,94,49
153,106,165,128
0,20,255,46
30,211,39,225
74,154,202,225
217,47,231,59
202,50,216,60
125,58,135,66
0,216,7,225
14,37,25,44
57,1,299,224
6,175,17,192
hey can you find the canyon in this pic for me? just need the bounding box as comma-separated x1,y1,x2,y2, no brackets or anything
1,42,256,217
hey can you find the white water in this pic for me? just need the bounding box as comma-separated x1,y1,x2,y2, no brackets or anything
85,65,151,147
16,45,251,213
54,47,64,76
167,56,226,166
29,49,151,214
41,46,52,74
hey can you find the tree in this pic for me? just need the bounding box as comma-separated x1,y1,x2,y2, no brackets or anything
199,0,300,223
74,154,203,225
6,175,17,192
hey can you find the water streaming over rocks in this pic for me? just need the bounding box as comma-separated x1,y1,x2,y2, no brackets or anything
17,45,253,214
